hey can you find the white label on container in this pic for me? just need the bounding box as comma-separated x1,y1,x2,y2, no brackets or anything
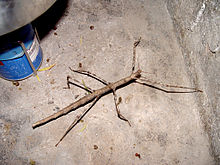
27,35,40,62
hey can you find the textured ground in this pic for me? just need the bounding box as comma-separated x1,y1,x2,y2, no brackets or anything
167,0,220,162
0,0,214,164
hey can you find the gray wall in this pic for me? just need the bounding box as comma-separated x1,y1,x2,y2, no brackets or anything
166,0,220,162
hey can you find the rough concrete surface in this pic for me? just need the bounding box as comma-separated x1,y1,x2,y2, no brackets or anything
0,0,215,164
166,0,220,163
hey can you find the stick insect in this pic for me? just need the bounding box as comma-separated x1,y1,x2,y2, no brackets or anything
32,38,202,146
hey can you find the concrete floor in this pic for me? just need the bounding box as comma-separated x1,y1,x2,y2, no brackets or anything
0,0,215,164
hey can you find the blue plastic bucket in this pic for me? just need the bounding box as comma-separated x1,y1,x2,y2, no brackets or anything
0,24,43,81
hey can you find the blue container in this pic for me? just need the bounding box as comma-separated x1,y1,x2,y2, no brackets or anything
0,24,43,81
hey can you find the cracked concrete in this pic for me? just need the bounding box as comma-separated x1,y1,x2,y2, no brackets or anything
0,0,215,164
